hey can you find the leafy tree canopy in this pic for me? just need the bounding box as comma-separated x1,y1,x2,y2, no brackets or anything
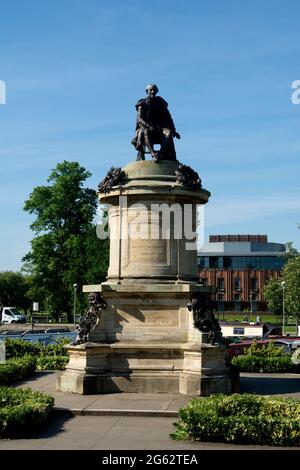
23,161,109,321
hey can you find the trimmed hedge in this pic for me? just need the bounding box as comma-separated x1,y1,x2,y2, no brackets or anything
36,355,69,371
171,394,300,446
4,338,70,371
231,354,300,373
0,386,54,438
5,338,41,359
0,356,36,386
231,341,300,373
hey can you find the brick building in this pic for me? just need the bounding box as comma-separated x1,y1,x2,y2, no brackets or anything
198,235,286,313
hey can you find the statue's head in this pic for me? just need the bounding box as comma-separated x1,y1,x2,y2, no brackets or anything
88,292,98,305
145,84,158,97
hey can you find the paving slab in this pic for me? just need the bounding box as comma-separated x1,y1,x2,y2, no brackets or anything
1,370,299,451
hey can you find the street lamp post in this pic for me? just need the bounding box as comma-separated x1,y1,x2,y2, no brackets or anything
281,281,286,336
250,293,253,319
73,283,78,324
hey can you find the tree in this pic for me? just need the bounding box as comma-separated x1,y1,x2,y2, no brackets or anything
263,277,283,315
0,271,32,313
284,242,298,263
283,256,300,316
23,161,109,321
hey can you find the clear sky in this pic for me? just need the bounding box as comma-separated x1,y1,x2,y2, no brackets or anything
0,0,299,271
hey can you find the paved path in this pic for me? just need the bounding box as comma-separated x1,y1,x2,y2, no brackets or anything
0,371,299,450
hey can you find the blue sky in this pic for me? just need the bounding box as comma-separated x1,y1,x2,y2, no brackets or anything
0,0,299,271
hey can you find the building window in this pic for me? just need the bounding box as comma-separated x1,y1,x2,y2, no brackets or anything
234,293,241,301
201,278,208,286
250,278,257,290
223,257,232,269
233,327,245,335
250,293,257,302
218,293,224,301
217,278,224,291
209,257,218,269
210,256,285,270
234,277,241,290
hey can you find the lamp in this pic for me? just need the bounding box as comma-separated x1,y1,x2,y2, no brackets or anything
281,281,286,336
73,283,78,324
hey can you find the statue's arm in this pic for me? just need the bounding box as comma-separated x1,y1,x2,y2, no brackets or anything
137,105,152,130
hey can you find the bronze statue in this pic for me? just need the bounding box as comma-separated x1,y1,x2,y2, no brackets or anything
98,166,125,194
131,84,181,162
187,294,224,345
74,292,107,345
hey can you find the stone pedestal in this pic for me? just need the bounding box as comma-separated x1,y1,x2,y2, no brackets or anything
57,161,235,395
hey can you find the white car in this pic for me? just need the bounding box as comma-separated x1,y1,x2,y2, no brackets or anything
0,307,27,324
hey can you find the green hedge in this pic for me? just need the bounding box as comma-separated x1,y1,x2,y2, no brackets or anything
36,355,69,371
171,394,300,446
0,386,54,438
231,354,300,373
0,356,36,386
5,339,41,359
4,338,70,371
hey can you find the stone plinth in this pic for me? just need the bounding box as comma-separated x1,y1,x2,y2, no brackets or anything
102,160,210,284
57,161,236,395
57,341,232,395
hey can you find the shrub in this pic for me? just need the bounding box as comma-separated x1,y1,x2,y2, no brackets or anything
5,338,41,359
4,338,70,372
171,394,300,446
231,354,299,373
245,341,286,358
0,386,54,438
0,356,36,385
36,355,69,371
292,348,300,365
41,338,70,357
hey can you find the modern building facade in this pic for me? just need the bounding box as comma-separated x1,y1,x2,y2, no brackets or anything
198,235,286,313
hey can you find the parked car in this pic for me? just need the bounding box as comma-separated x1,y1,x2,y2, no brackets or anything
0,307,26,324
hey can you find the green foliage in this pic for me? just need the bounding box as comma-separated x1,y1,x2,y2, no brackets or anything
0,271,32,313
0,356,36,385
231,354,297,373
171,394,300,446
245,341,286,357
263,278,283,315
4,338,70,373
5,338,41,359
283,256,300,316
0,386,54,438
23,161,109,321
36,355,69,371
284,242,299,263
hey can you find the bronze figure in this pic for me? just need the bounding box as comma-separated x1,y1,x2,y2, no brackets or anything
187,294,224,345
74,292,107,345
131,84,181,162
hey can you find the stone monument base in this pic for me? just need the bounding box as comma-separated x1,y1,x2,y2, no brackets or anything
57,283,237,395
57,340,235,396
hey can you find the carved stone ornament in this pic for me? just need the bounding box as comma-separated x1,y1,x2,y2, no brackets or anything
74,292,107,345
98,167,125,194
175,163,202,191
187,294,224,345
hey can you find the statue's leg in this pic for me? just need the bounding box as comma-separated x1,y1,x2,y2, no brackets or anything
144,130,158,161
136,150,145,161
